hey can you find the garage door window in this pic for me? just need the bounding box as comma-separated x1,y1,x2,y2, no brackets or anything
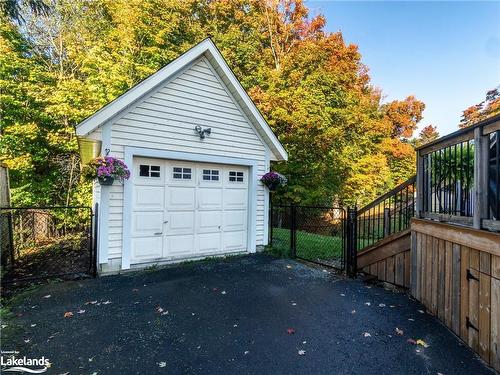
139,164,161,178
173,167,192,180
229,171,244,183
202,169,219,181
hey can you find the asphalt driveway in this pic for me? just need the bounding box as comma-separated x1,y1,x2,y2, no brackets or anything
1,254,494,374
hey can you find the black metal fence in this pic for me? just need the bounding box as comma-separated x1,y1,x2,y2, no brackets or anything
270,204,346,269
0,206,97,292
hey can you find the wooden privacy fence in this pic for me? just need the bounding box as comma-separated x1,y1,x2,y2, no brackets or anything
411,218,500,372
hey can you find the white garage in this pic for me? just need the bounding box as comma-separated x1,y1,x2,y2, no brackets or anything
131,158,249,263
75,38,287,273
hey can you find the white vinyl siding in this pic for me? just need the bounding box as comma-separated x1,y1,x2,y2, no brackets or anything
89,57,268,260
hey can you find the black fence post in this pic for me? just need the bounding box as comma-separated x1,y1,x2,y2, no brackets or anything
290,203,297,258
346,206,358,277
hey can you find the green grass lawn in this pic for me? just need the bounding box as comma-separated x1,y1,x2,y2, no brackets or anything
271,228,343,261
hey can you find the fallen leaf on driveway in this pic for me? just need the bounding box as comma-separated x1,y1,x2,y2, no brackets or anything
416,339,429,348
363,332,371,337
48,332,60,340
63,312,73,318
77,309,86,314
395,328,404,335
158,362,166,368
43,295,51,299
298,350,306,356
287,328,296,335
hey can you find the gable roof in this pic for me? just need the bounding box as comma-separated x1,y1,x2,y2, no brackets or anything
75,38,287,161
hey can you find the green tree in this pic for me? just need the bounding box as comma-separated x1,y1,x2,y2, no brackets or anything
1,0,426,209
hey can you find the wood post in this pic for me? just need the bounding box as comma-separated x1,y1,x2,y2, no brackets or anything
473,127,489,229
0,163,13,267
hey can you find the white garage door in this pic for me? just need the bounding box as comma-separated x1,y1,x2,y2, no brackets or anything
130,157,249,264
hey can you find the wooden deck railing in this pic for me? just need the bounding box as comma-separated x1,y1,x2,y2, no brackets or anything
416,113,500,232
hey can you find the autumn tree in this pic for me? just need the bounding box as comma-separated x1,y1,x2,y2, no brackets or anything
1,0,425,208
459,86,500,128
414,125,439,147
377,96,425,186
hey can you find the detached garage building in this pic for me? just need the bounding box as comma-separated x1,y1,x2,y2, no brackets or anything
76,38,287,273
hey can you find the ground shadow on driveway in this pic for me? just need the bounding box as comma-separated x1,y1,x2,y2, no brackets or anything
1,254,495,374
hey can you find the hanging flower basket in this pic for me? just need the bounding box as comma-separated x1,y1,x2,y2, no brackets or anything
260,171,287,191
83,156,130,186
98,175,115,186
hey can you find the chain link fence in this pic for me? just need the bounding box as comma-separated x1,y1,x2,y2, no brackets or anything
270,204,346,269
0,206,96,293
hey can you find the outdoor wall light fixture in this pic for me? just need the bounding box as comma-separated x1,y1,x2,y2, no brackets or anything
194,125,211,139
